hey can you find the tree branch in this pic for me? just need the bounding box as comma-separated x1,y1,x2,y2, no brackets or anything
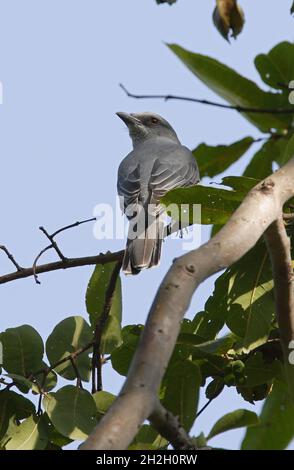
92,260,122,393
0,251,124,285
0,245,24,272
264,218,294,400
120,83,294,115
80,157,294,450
149,401,198,450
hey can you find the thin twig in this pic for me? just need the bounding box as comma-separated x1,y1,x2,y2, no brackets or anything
39,226,66,261
0,251,124,285
70,357,84,389
0,245,23,272
32,245,52,284
33,341,94,378
92,260,123,393
31,218,96,284
120,83,294,115
35,373,47,415
196,398,214,418
51,218,96,238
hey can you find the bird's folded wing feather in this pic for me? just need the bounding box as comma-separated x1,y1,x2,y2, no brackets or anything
149,147,200,205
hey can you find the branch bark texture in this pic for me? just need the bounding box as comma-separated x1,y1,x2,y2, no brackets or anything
264,218,294,400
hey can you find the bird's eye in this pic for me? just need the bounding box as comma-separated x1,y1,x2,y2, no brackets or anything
151,117,159,124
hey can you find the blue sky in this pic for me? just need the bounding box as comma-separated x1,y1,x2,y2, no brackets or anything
0,0,293,450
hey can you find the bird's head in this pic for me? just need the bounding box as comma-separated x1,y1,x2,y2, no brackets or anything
116,111,180,147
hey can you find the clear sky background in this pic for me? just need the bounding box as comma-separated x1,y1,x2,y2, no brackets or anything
0,0,293,450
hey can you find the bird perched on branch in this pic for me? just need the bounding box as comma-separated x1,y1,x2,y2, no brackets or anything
117,112,200,275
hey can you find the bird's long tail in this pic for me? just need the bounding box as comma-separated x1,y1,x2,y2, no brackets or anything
123,211,165,275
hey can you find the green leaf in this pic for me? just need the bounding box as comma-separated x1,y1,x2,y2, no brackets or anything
162,360,201,431
5,415,48,450
86,263,122,354
207,409,259,440
291,1,294,14
221,175,259,192
162,184,243,225
243,352,283,387
0,390,35,441
178,334,235,358
111,325,142,376
193,137,254,178
244,137,290,178
224,241,275,352
131,424,168,450
0,325,44,376
48,425,73,448
46,316,92,381
33,361,57,393
43,385,96,440
192,277,231,342
4,373,33,394
282,133,294,166
93,391,116,419
242,380,294,449
255,42,294,91
168,44,292,132
206,377,225,400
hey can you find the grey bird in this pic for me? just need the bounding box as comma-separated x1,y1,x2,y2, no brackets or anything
116,111,200,275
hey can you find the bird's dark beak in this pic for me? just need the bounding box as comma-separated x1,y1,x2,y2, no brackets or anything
116,112,141,127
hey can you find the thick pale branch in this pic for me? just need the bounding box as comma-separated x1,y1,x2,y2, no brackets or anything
81,157,294,450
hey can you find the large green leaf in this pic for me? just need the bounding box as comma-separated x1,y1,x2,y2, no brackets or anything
46,316,92,382
242,352,282,387
162,184,243,225
131,425,168,450
255,42,294,91
223,241,275,352
221,175,259,192
168,44,292,132
282,133,294,166
0,390,35,442
207,409,259,441
244,137,290,178
193,137,254,178
162,360,201,431
86,263,122,354
242,381,294,449
192,272,232,342
0,325,44,377
93,391,116,419
111,325,143,376
43,385,96,440
5,415,48,450
178,334,235,359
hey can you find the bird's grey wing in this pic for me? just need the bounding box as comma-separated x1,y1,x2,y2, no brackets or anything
149,146,200,205
117,156,141,216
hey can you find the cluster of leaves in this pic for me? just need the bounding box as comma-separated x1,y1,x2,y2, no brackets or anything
1,41,294,450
